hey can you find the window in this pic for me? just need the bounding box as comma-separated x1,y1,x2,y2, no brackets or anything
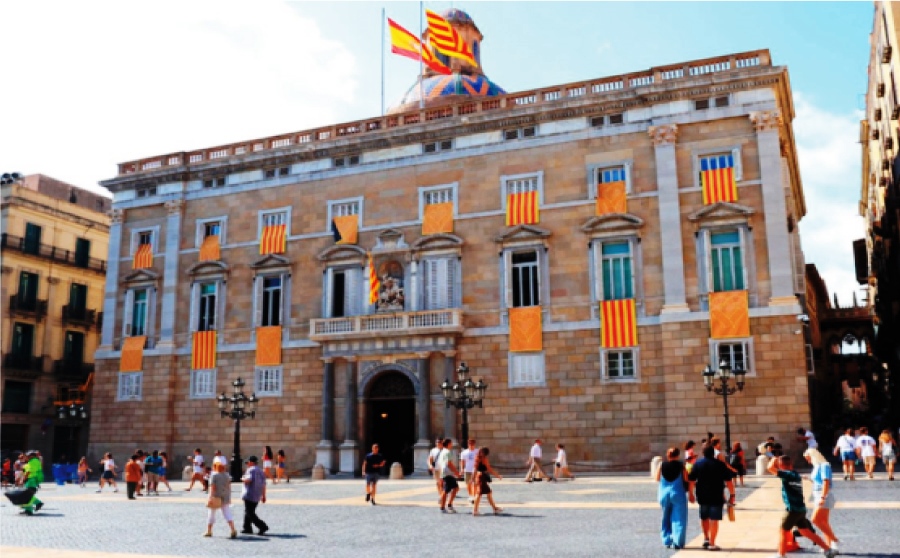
195,217,226,248
712,339,753,375
423,140,453,153
255,366,283,396
75,238,90,268
2,381,32,414
197,282,217,331
190,369,217,399
602,349,638,381
608,113,624,125
326,198,362,231
64,331,85,364
511,251,540,308
697,150,742,184
135,185,156,198
261,276,282,327
710,231,745,292
69,283,88,315
130,227,159,256
202,177,226,188
333,155,360,167
17,271,39,307
10,323,34,359
326,267,360,317
600,241,634,300
504,126,537,140
264,167,290,179
589,163,632,197
694,96,730,110
422,257,458,310
502,173,542,203
126,288,150,337
117,372,143,401
204,221,221,238
508,352,545,387
23,223,41,255
418,184,458,221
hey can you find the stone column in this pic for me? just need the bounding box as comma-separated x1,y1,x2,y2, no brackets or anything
442,353,457,442
339,358,360,474
649,124,689,314
157,199,184,350
99,208,124,351
750,111,797,306
316,358,336,473
413,352,432,473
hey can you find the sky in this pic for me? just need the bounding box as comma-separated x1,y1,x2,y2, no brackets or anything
2,1,873,303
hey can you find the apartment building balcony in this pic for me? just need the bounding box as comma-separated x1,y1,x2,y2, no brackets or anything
8,295,48,321
61,305,99,329
53,360,95,383
1,233,107,273
2,354,45,379
309,308,464,342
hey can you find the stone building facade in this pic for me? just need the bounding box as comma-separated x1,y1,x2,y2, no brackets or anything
90,18,812,473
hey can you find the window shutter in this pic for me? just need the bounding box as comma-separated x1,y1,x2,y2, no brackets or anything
731,148,743,181
624,162,633,194
253,276,263,328
699,231,711,295
446,258,457,308
189,283,199,333
738,227,749,291
346,267,360,316
324,269,334,318
123,289,135,338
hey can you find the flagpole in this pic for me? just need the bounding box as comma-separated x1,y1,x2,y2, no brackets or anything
419,0,424,110
381,7,385,116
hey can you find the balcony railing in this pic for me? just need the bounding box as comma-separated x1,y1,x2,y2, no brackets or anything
8,295,48,320
3,354,45,377
61,305,99,328
1,233,107,273
53,360,95,382
310,308,463,341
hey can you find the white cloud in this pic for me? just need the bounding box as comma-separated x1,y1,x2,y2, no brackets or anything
793,93,866,304
1,1,358,195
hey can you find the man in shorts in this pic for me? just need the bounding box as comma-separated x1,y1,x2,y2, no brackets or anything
436,438,460,513
186,448,207,492
767,455,836,558
427,438,443,498
687,444,735,551
854,427,878,479
362,443,385,506
459,439,478,504
144,450,162,495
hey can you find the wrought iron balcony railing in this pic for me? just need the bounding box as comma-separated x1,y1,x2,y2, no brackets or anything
1,233,106,273
53,360,95,382
8,294,48,320
61,305,98,328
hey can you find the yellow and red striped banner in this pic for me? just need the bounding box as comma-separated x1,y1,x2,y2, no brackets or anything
596,181,627,215
368,252,380,305
120,336,146,372
199,235,220,261
332,215,358,245
509,306,543,352
133,243,153,269
600,299,638,348
701,167,738,205
388,18,451,75
506,191,539,226
191,330,217,370
709,290,750,339
259,224,286,255
256,326,282,366
422,202,454,235
425,9,478,67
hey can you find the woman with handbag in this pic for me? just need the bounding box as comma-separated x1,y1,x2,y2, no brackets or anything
204,461,237,539
472,447,503,515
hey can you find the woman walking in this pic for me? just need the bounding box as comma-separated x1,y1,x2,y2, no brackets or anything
77,457,92,487
204,461,237,538
879,429,896,481
552,443,575,481
262,446,274,482
97,453,118,493
157,451,173,491
275,449,287,483
656,446,694,550
804,449,840,553
729,442,747,487
472,448,503,515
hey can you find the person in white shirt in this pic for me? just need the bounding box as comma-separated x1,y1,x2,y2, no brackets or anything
524,439,550,482
427,438,443,498
213,450,228,469
854,427,878,479
186,448,207,492
436,439,460,513
552,443,574,481
459,439,478,503
832,428,857,481
96,452,119,493
797,427,817,450
878,429,896,481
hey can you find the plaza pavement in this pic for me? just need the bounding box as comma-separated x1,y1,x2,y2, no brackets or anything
1,471,897,557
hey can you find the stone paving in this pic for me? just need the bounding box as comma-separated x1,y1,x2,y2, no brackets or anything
1,472,898,557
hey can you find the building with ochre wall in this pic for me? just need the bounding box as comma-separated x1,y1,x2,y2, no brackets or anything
91,11,811,473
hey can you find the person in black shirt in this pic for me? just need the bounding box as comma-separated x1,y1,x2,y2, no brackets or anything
687,444,736,551
362,444,386,506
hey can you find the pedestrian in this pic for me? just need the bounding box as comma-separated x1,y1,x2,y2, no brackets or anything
240,456,268,536
437,438,461,513
797,427,818,457
832,427,857,481
729,442,747,487
472,447,503,515
14,454,25,487
1,458,11,488
687,443,736,551
144,450,162,495
262,446,274,482
758,436,776,458
212,450,228,469
276,449,287,483
684,440,697,473
77,457,92,487
427,438,443,498
186,448,207,492
552,443,574,481
125,454,142,500
656,447,694,549
96,452,118,493
133,449,145,496
204,461,237,539
158,451,173,491
767,455,836,558
804,449,841,553
524,439,550,482
362,443,386,505
459,439,478,502
879,429,896,481
855,427,878,479
18,451,44,515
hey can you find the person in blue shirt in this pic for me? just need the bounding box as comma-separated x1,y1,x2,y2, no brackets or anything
767,455,836,558
240,456,268,536
804,449,840,553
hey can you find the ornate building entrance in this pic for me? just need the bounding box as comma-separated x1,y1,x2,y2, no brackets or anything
365,371,416,475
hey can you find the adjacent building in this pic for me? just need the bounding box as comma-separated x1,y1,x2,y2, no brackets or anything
1,174,110,463
91,11,812,473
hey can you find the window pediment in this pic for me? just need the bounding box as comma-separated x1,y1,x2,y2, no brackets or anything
374,228,409,253
121,269,160,286
250,254,291,271
688,202,754,228
411,233,464,257
494,224,552,247
580,213,644,238
317,244,366,264
187,260,230,279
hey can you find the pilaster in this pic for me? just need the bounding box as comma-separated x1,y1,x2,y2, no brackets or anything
413,352,432,473
99,208,124,350
317,358,337,473
441,354,456,442
157,199,184,349
339,358,360,474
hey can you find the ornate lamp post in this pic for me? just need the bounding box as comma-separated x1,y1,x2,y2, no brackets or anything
57,403,88,421
217,378,258,481
440,362,487,444
702,359,746,454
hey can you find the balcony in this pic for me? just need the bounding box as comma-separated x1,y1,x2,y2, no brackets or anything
310,308,463,342
1,233,107,273
8,295,48,321
61,305,99,329
2,354,45,378
53,360,95,383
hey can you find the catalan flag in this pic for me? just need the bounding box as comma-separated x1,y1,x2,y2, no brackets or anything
701,155,738,205
506,191,540,226
133,243,153,269
600,299,638,348
192,330,217,370
199,234,220,261
425,9,478,67
388,18,451,75
260,223,286,255
368,252,380,306
331,215,358,245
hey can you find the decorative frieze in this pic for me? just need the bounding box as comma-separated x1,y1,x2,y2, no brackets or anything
648,124,679,146
749,110,782,132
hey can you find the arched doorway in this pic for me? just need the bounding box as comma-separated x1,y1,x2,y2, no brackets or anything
365,371,416,475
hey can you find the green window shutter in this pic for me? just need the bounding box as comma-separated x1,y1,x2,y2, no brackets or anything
75,238,90,268
23,223,41,254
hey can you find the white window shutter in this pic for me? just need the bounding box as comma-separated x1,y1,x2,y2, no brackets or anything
424,260,437,309
346,268,360,316
732,147,743,181
446,258,457,308
189,283,199,333
700,231,712,294
738,227,750,291
624,161,633,194
324,269,334,318
280,273,289,327
123,289,134,338
252,276,262,328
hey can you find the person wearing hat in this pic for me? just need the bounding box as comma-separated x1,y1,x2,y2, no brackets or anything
240,456,268,536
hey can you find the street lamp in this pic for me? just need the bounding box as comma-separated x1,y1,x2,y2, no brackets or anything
702,359,746,454
217,377,258,481
57,404,88,420
440,362,488,445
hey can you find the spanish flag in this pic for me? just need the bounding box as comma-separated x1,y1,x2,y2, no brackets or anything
506,191,539,226
192,330,217,370
133,243,153,269
368,252,380,306
388,18,451,75
331,215,358,245
260,224,286,255
701,156,738,205
600,299,638,348
425,9,478,67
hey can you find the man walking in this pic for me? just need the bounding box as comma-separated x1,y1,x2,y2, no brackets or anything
437,438,461,513
144,450,162,495
687,444,735,551
459,439,478,503
427,438,443,499
833,428,857,481
525,439,550,482
19,451,44,515
855,427,878,479
362,444,386,506
767,455,836,558
186,448,207,492
240,456,268,536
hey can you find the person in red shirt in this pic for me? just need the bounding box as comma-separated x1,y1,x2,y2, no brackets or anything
125,455,142,500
